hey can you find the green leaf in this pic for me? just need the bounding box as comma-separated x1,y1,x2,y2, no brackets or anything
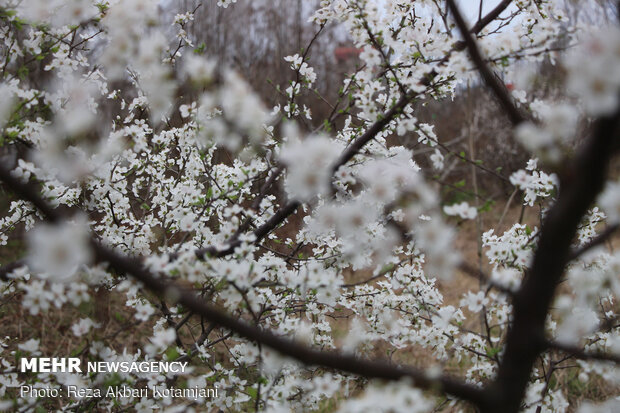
479,199,495,213
246,386,258,400
17,66,29,80
486,347,500,358
193,42,206,54
103,373,123,388
166,347,180,361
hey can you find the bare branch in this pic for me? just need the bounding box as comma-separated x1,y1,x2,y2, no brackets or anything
471,0,513,35
446,0,527,126
546,341,620,364
568,224,619,261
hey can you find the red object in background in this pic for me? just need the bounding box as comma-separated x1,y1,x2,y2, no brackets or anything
334,47,362,62
505,82,515,91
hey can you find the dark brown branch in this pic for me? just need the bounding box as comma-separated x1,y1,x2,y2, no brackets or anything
459,262,515,296
251,165,284,211
193,200,301,260
470,0,513,35
446,0,527,126
0,259,26,282
546,340,620,364
0,164,489,407
0,168,61,223
331,92,415,178
1,176,486,407
489,110,620,413
177,323,217,363
94,243,487,405
568,224,619,261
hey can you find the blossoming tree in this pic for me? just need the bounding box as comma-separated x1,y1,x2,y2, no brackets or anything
0,0,619,412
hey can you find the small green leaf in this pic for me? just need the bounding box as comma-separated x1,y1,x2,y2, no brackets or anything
486,347,500,358
166,347,180,361
246,386,258,400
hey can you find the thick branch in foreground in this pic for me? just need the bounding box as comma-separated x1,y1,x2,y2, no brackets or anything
441,7,620,409
488,111,620,413
93,243,488,405
0,167,61,223
0,165,487,407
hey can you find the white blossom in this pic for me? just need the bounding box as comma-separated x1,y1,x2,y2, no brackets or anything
27,218,92,282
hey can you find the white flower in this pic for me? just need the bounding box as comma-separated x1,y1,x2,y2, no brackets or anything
443,202,477,220
284,54,303,68
538,103,579,142
134,301,156,322
556,306,599,345
284,54,316,86
71,318,99,337
566,28,620,116
359,47,382,67
20,280,54,315
430,149,444,170
183,54,216,86
144,328,176,355
217,0,238,8
578,398,620,413
515,121,552,150
18,338,41,355
511,89,527,105
27,218,92,282
460,291,489,313
280,134,342,201
491,267,522,292
0,84,15,129
337,379,433,413
598,181,620,223
509,167,558,206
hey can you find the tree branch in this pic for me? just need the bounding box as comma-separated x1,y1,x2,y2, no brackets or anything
568,224,619,261
0,259,26,282
446,0,527,126
0,164,489,408
175,1,524,263
0,167,61,223
95,243,488,406
471,0,513,35
489,110,620,413
546,340,620,364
